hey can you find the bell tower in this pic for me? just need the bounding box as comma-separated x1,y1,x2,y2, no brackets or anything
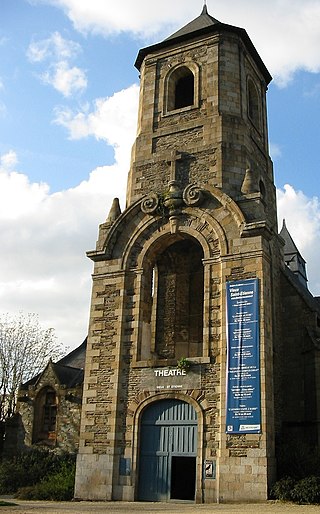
127,5,275,227
75,6,280,503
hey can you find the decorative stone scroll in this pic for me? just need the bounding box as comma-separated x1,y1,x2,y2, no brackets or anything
141,193,160,214
140,182,206,217
183,183,204,206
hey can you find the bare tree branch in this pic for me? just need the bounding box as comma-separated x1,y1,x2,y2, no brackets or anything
0,313,64,422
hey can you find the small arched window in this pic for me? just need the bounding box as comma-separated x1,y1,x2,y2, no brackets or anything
167,66,195,112
247,78,260,129
33,387,57,445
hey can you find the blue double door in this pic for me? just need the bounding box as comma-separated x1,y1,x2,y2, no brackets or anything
138,399,197,502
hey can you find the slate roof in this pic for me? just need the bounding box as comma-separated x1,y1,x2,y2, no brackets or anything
51,363,84,388
280,219,307,288
20,338,87,390
164,5,219,41
21,362,84,389
57,337,87,369
280,220,305,262
282,265,319,315
134,6,272,84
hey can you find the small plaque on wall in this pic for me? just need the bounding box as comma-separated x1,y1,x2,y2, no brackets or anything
204,460,216,479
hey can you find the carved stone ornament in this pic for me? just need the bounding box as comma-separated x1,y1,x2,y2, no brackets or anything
141,193,160,214
183,183,204,206
163,180,184,216
140,183,205,217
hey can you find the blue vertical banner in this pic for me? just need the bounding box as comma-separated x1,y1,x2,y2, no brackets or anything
226,278,261,434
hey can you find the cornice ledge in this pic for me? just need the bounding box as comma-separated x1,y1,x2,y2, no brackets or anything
240,220,273,240
86,249,107,262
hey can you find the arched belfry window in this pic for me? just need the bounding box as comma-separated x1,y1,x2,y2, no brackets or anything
33,387,57,445
139,238,204,361
247,78,260,129
166,65,196,112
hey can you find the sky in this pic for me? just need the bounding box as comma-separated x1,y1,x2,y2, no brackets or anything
1,0,320,353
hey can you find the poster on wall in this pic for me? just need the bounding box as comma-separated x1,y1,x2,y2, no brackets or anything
226,278,261,434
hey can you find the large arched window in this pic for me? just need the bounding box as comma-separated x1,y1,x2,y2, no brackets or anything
33,387,57,445
166,66,195,112
140,237,204,360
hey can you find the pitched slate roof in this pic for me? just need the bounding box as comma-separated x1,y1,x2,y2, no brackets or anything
164,5,219,41
51,362,84,388
21,361,84,389
280,220,303,258
280,219,308,288
134,6,272,84
57,337,87,369
20,338,87,389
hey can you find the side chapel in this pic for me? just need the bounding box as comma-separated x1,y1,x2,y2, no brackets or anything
73,6,320,503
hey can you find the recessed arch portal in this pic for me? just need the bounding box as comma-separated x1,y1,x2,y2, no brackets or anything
139,235,204,361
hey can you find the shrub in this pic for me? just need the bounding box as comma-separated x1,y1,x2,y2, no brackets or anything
272,476,320,505
0,448,76,494
271,476,296,501
291,476,320,504
16,461,76,501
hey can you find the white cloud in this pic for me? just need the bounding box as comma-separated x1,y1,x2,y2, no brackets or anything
35,0,320,87
54,84,139,165
0,150,18,169
41,61,87,97
0,85,137,350
269,143,282,161
0,154,127,349
27,31,81,63
277,184,320,294
27,31,87,96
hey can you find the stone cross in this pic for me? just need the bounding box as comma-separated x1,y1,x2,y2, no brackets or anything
167,150,182,182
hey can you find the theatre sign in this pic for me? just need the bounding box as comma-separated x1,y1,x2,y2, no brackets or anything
141,365,201,391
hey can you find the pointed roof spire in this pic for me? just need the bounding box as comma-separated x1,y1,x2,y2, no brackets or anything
280,219,301,256
134,6,272,84
280,219,308,288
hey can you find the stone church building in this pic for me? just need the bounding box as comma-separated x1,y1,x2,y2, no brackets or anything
69,5,320,504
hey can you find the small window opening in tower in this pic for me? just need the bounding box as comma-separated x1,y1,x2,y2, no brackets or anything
248,79,260,129
167,66,195,112
175,73,194,109
151,266,156,297
259,179,266,197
